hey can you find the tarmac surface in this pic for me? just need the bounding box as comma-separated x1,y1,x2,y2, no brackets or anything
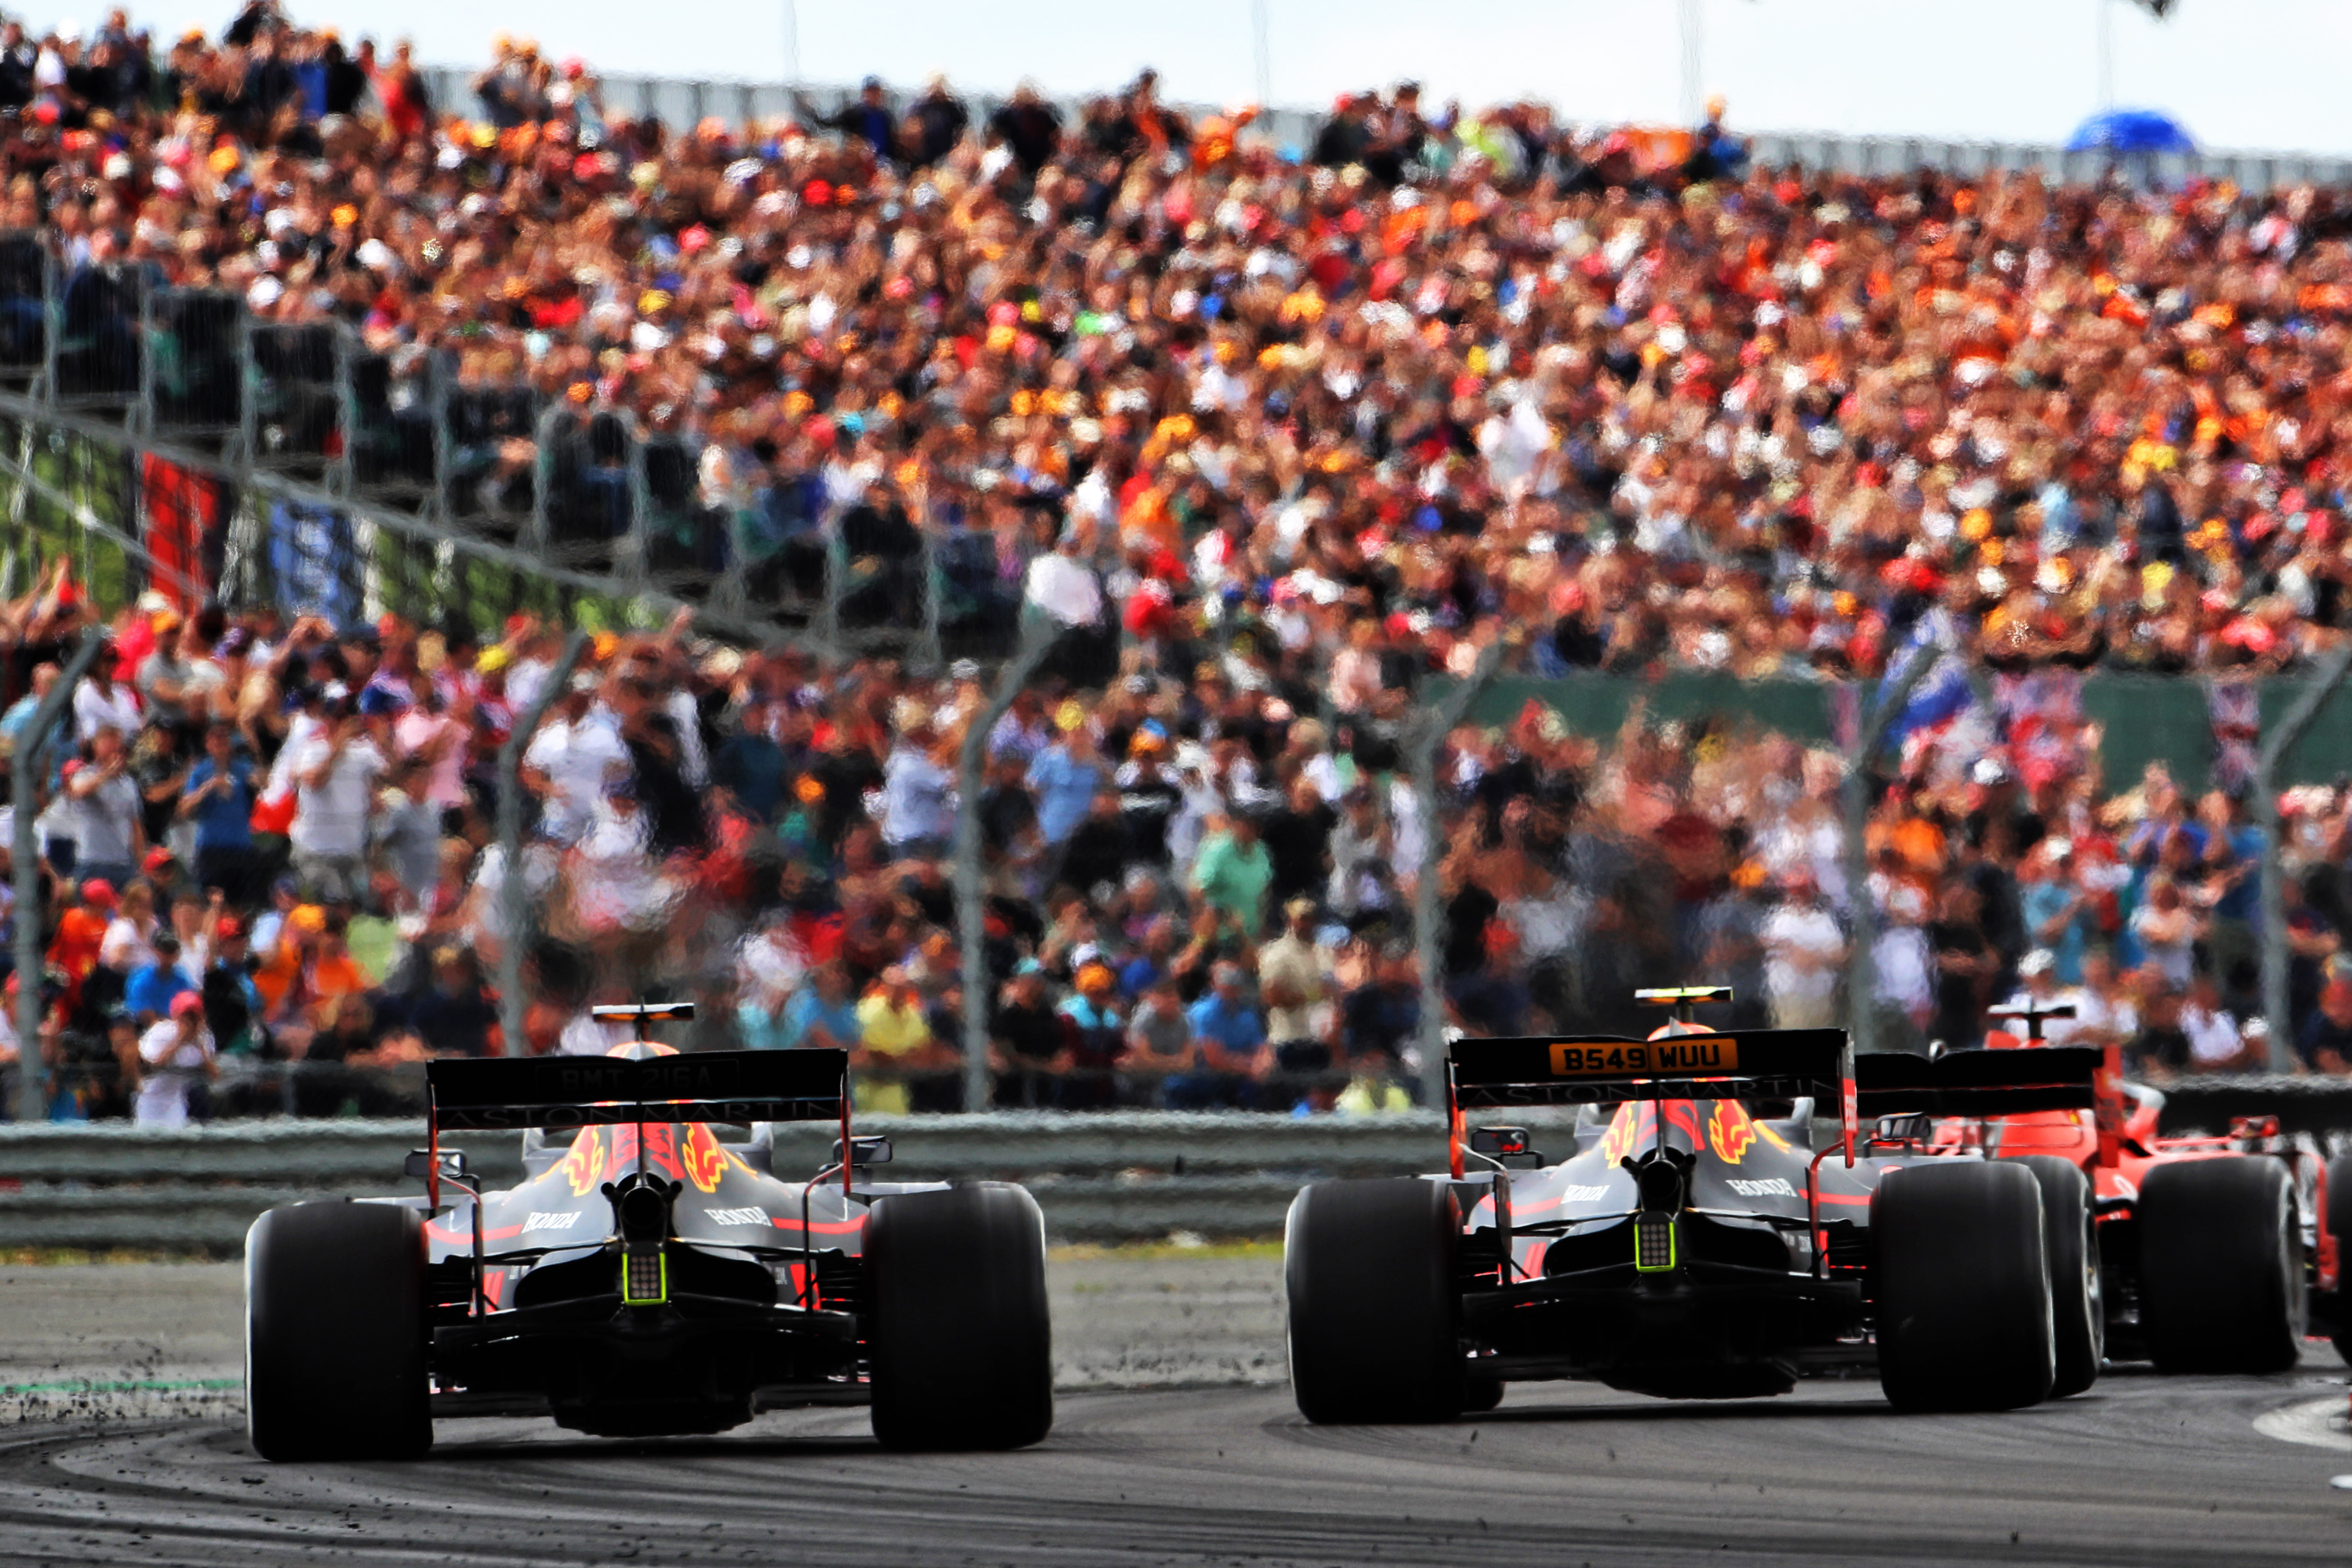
5,1256,2352,1566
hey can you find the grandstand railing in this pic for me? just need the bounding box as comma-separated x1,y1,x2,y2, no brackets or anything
415,67,2352,193
0,231,1012,666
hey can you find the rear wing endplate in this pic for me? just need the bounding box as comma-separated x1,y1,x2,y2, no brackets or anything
426,1048,846,1131
1853,1046,2101,1118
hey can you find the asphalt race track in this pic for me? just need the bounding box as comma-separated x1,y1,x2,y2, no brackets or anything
5,1261,2352,1566
4,1370,2352,1566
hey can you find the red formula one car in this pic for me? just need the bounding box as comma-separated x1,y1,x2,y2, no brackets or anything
1925,999,2339,1375
244,1004,1053,1461
1283,988,2104,1422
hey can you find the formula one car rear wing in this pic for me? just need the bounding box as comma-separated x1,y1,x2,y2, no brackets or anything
426,1048,847,1130
1852,1046,2101,1119
1448,1029,1859,1173
420,1047,853,1209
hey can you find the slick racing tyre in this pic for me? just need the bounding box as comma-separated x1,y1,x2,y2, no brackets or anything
1874,1161,2054,1412
2015,1156,2103,1398
245,1200,432,1461
1285,1178,1465,1424
867,1183,1054,1451
2328,1152,2352,1365
2138,1157,2303,1375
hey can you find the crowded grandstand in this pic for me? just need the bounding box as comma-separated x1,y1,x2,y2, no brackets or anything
4,1,2352,1124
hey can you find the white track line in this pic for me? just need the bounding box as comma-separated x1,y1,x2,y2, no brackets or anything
2252,1396,2352,1452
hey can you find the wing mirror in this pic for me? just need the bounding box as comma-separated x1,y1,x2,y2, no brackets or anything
1469,1126,1540,1164
404,1148,471,1183
833,1135,893,1167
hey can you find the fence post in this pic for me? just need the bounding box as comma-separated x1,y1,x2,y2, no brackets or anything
957,614,1057,1111
1405,638,1505,1106
912,521,943,674
1841,647,1941,1057
12,628,105,1120
495,631,591,1058
2254,643,2352,1072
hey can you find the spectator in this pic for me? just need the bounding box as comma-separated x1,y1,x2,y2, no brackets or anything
851,965,948,1114
62,729,143,891
179,719,257,903
286,700,382,902
1258,897,1334,1073
132,991,214,1126
1178,961,1265,1108
1190,812,1272,935
1760,868,1846,1032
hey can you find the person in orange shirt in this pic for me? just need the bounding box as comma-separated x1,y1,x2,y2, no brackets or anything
47,880,116,1006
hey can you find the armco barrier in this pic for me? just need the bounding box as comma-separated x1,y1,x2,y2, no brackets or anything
0,1112,1467,1250
3,1088,2345,1251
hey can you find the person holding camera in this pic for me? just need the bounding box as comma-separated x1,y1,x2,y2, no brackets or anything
285,695,383,904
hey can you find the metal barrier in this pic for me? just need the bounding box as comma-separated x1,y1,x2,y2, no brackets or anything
417,66,2352,193
2,1090,2342,1250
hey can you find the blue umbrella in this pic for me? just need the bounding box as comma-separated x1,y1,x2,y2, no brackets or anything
2066,109,2196,154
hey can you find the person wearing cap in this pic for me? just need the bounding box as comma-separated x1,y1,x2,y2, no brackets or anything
2017,836,2092,987
132,991,216,1127
1176,961,1266,1109
989,960,1063,1107
123,930,197,1026
1056,962,1125,1109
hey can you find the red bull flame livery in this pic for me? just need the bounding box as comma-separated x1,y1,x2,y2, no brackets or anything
240,1004,1054,1462
1283,986,2107,1422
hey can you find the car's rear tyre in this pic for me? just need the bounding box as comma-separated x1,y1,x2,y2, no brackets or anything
1285,1178,1464,1424
2015,1156,2102,1398
867,1182,1053,1451
2138,1157,2303,1375
2326,1153,2352,1366
1460,1378,1504,1414
245,1200,431,1461
1874,1161,2054,1412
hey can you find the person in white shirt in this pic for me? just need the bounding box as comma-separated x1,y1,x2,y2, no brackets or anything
2180,969,2254,1072
879,722,956,858
287,704,385,902
1760,867,1849,1031
71,647,142,744
521,675,631,845
134,994,216,1127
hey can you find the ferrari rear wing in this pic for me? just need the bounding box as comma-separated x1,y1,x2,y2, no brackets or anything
1853,1046,2100,1119
426,1048,848,1130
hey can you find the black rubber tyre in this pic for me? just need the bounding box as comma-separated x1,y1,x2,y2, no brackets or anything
2015,1156,2103,1398
245,1200,431,1462
2138,1157,2303,1375
1460,1378,1505,1414
1873,1161,2054,1412
1285,1178,1464,1424
867,1182,1054,1451
2327,1153,2352,1366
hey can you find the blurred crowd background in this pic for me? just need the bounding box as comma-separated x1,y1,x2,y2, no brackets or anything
7,2,2352,1122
